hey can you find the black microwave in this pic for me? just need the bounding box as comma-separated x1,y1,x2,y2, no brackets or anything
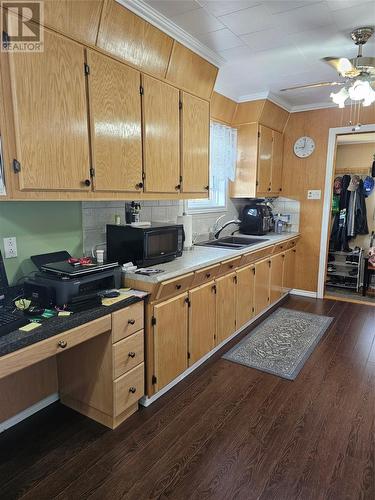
106,223,184,266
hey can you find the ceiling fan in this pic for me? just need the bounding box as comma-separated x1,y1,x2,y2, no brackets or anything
280,27,375,107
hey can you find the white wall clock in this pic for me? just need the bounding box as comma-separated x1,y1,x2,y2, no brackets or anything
293,136,315,158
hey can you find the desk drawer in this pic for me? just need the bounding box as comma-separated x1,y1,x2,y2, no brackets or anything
112,302,144,343
217,256,242,276
0,315,112,380
155,273,194,301
191,263,221,287
240,246,273,266
114,363,144,416
113,330,144,379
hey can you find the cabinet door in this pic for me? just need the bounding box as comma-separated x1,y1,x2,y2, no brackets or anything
188,281,216,365
270,253,285,304
254,258,271,316
153,293,188,390
270,130,283,194
87,50,143,192
8,29,91,191
181,92,209,193
142,75,180,193
236,265,255,329
216,273,237,344
230,123,258,198
283,248,296,292
257,125,273,195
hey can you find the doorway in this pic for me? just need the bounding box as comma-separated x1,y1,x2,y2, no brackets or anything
318,125,375,305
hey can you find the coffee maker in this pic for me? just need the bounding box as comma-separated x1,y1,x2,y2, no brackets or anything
239,201,273,235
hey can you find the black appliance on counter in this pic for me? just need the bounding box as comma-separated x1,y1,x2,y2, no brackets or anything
107,222,184,266
239,201,273,236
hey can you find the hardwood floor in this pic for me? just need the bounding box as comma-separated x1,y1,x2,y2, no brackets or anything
0,297,374,499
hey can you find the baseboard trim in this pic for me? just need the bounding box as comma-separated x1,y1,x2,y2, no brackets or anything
290,289,317,298
140,293,288,407
0,393,59,433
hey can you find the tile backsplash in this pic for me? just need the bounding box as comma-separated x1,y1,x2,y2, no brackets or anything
81,196,300,257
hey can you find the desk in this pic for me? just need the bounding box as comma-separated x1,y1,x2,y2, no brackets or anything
0,298,145,429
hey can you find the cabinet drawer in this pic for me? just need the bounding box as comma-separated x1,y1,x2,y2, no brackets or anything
113,330,144,379
240,246,273,266
155,273,194,301
191,263,221,287
114,363,144,416
217,256,242,276
112,302,144,343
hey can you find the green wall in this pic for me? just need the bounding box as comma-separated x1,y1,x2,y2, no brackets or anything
0,202,83,284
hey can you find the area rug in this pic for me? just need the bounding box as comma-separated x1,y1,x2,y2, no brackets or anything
223,308,333,380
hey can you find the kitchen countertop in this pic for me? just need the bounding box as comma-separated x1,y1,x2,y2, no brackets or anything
0,295,144,358
125,232,300,284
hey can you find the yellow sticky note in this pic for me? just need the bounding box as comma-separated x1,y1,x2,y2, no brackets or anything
19,322,41,332
119,288,131,292
102,294,133,306
58,311,72,317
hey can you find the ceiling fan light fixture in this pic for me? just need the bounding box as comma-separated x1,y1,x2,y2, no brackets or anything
362,86,375,106
330,87,349,108
348,79,371,100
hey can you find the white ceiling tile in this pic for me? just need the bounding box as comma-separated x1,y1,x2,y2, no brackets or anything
332,2,375,30
200,1,261,17
241,27,292,52
196,28,245,51
326,0,367,11
144,0,201,17
264,1,319,14
218,4,275,35
272,1,335,34
170,7,224,34
218,44,255,60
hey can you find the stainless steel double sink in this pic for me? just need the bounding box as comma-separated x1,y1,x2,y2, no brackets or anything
195,236,268,249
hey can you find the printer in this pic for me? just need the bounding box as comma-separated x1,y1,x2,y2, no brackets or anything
24,251,121,307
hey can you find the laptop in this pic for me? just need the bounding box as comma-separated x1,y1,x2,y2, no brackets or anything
0,250,28,337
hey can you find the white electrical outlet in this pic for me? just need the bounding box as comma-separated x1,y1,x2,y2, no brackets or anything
3,237,17,258
307,190,321,200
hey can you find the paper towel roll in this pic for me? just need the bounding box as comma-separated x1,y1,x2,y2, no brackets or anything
177,214,193,249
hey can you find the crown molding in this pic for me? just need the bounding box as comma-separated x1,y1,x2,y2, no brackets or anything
290,101,337,112
115,0,225,67
237,91,269,103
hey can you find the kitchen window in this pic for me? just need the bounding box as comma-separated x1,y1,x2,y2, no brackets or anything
187,121,237,213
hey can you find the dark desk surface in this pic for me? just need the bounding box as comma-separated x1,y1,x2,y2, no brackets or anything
0,296,144,358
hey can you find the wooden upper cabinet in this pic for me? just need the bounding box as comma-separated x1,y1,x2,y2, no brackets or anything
43,0,103,46
181,92,209,193
210,92,237,125
8,28,91,191
97,0,173,78
87,50,143,193
188,281,216,365
166,42,218,100
257,125,273,195
153,293,188,391
230,123,258,198
270,130,283,194
142,75,180,193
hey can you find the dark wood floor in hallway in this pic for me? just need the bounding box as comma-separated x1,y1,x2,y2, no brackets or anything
0,297,374,500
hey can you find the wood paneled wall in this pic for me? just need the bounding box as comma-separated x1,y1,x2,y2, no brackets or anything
282,104,375,293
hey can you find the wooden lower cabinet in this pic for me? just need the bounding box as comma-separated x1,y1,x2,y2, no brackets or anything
254,258,271,316
153,293,188,391
270,253,285,304
283,248,296,292
188,281,216,366
236,265,255,329
216,273,237,344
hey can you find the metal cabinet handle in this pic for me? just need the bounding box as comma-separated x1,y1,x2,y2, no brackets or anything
175,184,181,190
129,386,137,394
136,182,143,189
128,319,135,325
83,179,91,187
206,273,211,278
176,284,182,290
58,340,67,349
128,351,136,358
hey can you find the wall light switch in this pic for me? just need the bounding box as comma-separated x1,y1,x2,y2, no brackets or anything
307,190,321,200
3,237,17,258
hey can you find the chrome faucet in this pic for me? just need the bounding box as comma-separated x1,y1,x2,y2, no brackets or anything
214,219,241,239
209,215,226,240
